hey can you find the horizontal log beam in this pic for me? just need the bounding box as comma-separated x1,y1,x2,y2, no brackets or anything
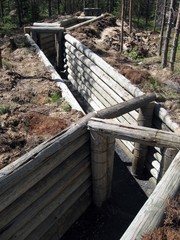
30,27,64,33
96,93,156,119
87,119,180,149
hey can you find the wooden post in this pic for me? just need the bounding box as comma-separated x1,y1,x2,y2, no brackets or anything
90,129,115,207
55,30,64,71
158,148,178,182
132,102,154,178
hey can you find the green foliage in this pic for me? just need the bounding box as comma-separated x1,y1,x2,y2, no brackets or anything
61,101,72,112
2,59,12,70
0,105,10,115
48,92,62,103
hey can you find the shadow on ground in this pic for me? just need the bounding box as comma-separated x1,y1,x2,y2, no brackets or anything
62,153,149,240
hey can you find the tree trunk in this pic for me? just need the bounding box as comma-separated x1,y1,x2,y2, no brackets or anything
169,2,180,71
48,0,52,17
15,0,23,27
0,0,4,18
159,0,167,56
146,0,150,26
153,0,159,32
129,0,133,33
57,0,61,14
120,0,124,53
162,0,174,68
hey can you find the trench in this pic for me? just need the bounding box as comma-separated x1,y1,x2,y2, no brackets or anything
27,23,156,239
57,55,154,240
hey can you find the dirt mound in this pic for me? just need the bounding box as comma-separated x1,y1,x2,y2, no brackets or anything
0,44,83,169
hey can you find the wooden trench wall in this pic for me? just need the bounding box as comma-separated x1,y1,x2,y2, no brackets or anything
64,33,180,184
0,122,92,240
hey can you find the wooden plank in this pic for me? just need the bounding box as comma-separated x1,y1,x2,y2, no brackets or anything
25,34,84,113
0,161,91,239
0,132,89,212
87,118,180,148
28,189,91,240
33,23,61,27
0,144,90,230
65,34,143,97
120,150,180,240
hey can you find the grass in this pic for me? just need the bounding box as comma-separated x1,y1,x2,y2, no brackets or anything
2,59,12,70
48,92,62,103
61,101,72,112
0,105,10,115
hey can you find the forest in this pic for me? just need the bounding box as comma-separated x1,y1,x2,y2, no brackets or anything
0,0,179,70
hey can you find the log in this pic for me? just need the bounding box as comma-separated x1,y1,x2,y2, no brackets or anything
132,102,154,178
0,132,89,212
154,103,180,132
0,161,91,239
87,118,180,149
30,189,91,240
29,26,64,33
66,54,137,124
120,150,180,240
33,23,61,27
65,34,143,97
25,34,84,113
158,148,178,182
0,144,90,230
66,14,104,31
96,93,156,119
90,130,115,207
65,43,139,112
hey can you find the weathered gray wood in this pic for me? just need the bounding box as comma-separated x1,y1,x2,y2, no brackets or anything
158,148,178,182
87,118,180,148
0,144,90,230
66,14,104,31
65,34,143,97
120,150,180,240
132,102,154,177
29,189,91,240
66,55,137,124
25,34,84,113
0,161,91,239
0,132,89,211
154,103,180,132
90,130,115,207
29,26,64,33
65,43,139,111
33,23,61,27
96,94,156,119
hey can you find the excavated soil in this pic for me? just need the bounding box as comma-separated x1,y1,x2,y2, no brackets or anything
0,41,83,169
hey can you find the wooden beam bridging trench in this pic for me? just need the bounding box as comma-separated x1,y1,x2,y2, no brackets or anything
87,118,180,149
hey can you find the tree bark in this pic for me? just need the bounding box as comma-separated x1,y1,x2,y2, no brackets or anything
129,0,133,33
120,0,124,52
169,2,180,71
48,0,52,17
0,0,4,18
153,0,159,32
159,0,167,56
162,0,174,68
